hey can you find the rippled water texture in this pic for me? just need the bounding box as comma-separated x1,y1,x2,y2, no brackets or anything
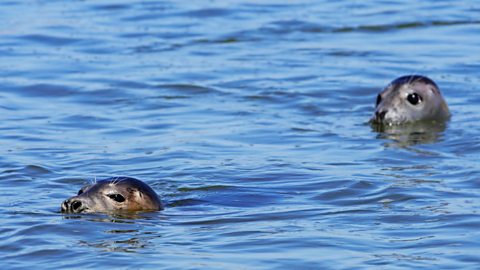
1,1,480,269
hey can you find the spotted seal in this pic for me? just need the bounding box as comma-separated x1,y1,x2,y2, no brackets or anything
371,75,450,125
61,177,163,213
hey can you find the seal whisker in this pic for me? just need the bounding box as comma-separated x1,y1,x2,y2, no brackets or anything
111,177,118,186
111,176,125,186
88,177,94,185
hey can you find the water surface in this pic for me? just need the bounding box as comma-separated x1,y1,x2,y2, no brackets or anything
1,1,480,269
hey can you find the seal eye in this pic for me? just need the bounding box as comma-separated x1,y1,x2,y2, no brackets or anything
407,93,422,105
376,94,382,106
108,194,126,203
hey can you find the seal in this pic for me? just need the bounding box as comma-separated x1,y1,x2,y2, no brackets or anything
61,177,163,213
371,75,450,125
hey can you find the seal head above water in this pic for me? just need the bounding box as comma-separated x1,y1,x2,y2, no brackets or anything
61,177,163,214
371,75,450,125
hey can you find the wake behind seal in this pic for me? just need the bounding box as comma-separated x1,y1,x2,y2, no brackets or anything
371,75,450,125
61,177,163,214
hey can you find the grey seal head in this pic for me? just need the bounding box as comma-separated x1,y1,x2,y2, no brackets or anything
371,75,450,125
61,177,163,213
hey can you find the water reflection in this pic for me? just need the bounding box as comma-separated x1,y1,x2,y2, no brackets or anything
78,232,161,253
2,0,479,268
370,121,448,147
63,213,163,253
61,212,161,222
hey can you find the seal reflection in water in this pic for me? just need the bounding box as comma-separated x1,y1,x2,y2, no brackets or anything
371,75,450,125
61,177,163,213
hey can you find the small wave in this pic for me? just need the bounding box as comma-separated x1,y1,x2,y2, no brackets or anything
19,34,81,46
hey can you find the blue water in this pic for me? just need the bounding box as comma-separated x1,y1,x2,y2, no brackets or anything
1,1,480,269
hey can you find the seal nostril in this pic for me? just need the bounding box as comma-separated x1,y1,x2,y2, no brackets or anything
376,110,387,120
61,201,69,213
71,201,82,211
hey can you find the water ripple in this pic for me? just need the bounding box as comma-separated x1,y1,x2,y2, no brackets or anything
1,0,480,269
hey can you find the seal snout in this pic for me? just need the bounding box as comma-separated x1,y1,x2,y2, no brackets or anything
61,198,87,213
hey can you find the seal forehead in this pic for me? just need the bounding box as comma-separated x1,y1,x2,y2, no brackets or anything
381,75,440,100
390,75,438,89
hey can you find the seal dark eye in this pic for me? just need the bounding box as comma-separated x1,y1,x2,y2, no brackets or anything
376,94,382,106
407,93,422,105
108,194,126,203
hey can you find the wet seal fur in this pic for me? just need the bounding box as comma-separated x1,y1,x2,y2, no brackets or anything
371,75,450,125
61,177,163,214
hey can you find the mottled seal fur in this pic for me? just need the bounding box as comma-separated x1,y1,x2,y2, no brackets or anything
61,177,163,213
371,75,450,125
